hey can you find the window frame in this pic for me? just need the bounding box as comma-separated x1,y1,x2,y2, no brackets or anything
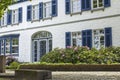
11,38,19,54
32,4,39,21
70,0,82,14
43,1,52,19
71,31,82,47
1,12,7,27
93,29,105,50
91,0,104,10
12,9,19,24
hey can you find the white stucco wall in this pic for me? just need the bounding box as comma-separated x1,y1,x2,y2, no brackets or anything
0,0,120,62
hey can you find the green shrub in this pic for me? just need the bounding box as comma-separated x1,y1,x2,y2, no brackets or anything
40,46,120,64
8,61,20,69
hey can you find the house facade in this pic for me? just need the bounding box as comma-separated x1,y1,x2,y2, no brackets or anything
0,0,120,62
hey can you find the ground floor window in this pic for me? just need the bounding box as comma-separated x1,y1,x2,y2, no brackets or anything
32,31,52,62
71,32,82,47
66,27,112,49
93,29,105,49
0,34,19,56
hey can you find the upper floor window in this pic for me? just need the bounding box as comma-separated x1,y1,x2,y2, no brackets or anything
71,0,81,13
32,5,39,21
92,0,104,9
27,0,58,21
0,7,22,27
12,9,19,24
43,2,52,18
1,12,7,27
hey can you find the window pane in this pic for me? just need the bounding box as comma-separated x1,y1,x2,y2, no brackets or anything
93,0,97,8
44,2,51,18
12,38,19,54
99,0,103,7
72,0,81,13
12,9,18,24
32,5,39,20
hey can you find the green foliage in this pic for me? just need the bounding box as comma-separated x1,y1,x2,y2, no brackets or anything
40,46,120,64
6,61,20,69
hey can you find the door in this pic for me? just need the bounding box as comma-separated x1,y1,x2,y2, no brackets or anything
33,39,52,62
39,40,47,59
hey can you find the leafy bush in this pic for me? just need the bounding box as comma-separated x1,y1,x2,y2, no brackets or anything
6,61,20,69
40,46,120,64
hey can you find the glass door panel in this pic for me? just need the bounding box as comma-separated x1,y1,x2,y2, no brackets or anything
39,40,46,59
33,40,38,62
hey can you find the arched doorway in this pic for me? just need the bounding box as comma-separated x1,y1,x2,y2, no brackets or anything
32,31,52,62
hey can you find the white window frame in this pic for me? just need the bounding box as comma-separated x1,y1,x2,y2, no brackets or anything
1,40,4,55
43,2,52,19
1,12,7,27
91,0,104,10
32,4,39,21
93,29,105,50
5,38,10,55
12,9,18,24
71,0,81,14
71,31,82,47
12,38,19,54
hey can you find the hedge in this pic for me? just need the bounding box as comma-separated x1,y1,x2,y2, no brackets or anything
19,64,120,71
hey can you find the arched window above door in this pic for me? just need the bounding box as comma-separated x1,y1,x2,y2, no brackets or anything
32,31,52,39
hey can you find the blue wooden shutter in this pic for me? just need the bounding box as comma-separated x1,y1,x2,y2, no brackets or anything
39,2,43,19
86,30,92,48
65,0,71,14
27,5,32,21
65,32,71,48
104,0,111,7
105,27,112,47
18,7,22,23
81,0,86,10
86,0,91,10
52,0,58,17
82,30,87,46
81,0,91,11
82,30,92,48
7,10,12,25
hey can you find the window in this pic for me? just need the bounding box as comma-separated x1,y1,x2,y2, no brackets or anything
1,12,7,27
12,38,19,54
0,36,19,55
71,0,81,13
93,29,105,49
43,2,52,18
71,32,82,47
1,40,4,55
32,5,39,20
5,38,10,54
92,0,104,9
12,9,18,24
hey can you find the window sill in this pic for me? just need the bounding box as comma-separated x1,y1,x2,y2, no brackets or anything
1,25,7,28
91,7,105,12
31,19,40,23
70,11,82,16
11,23,19,26
42,17,52,21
